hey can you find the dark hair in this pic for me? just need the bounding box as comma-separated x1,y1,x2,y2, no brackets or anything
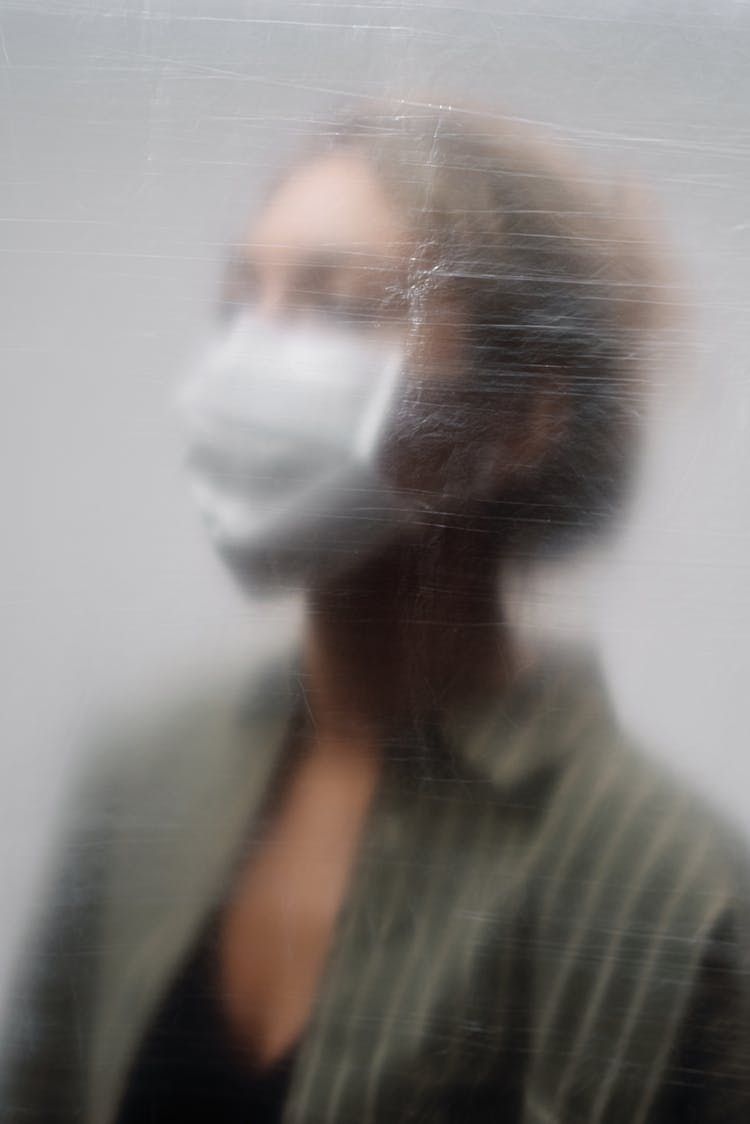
300,104,664,555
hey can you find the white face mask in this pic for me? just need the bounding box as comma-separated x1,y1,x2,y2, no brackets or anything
178,313,414,593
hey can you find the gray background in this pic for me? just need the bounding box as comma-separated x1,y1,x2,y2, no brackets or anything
2,0,750,1005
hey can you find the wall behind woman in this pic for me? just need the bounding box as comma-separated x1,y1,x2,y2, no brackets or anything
2,0,749,1006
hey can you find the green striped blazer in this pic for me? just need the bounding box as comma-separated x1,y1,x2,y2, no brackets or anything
2,649,749,1123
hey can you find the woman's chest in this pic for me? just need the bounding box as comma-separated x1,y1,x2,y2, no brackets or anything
98,757,538,1124
217,743,381,1069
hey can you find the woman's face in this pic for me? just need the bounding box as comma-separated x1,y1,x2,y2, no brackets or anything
217,147,559,561
225,151,507,502
180,151,488,597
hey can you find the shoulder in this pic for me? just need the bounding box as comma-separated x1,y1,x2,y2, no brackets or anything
63,651,298,831
538,724,750,925
454,646,750,931
512,667,750,1120
0,656,296,1123
490,648,750,923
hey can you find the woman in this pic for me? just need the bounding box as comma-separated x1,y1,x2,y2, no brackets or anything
3,105,749,1123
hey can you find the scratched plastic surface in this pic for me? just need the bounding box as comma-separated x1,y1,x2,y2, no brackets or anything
1,3,749,1121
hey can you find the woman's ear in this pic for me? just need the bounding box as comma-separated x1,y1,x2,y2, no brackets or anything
492,372,571,485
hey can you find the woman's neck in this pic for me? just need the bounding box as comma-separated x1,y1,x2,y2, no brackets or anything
302,535,514,742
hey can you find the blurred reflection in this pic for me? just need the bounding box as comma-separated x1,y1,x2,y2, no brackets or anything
2,104,749,1124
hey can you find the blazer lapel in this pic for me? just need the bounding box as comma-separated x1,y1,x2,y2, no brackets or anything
88,661,298,1124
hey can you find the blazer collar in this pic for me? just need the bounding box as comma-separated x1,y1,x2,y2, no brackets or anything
439,646,615,789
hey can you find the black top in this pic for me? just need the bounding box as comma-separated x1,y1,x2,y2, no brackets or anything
116,927,297,1124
